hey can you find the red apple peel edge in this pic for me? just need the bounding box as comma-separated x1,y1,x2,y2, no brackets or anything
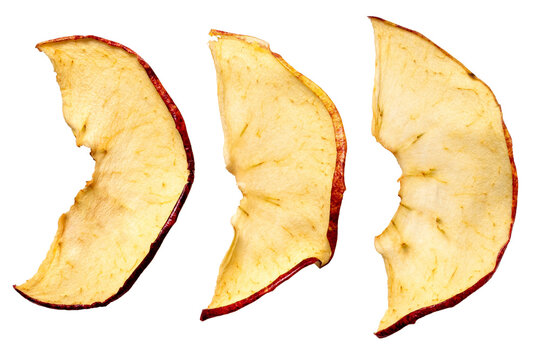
13,35,195,309
201,30,347,320
369,17,518,338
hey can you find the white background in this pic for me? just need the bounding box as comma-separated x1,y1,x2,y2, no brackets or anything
0,0,537,358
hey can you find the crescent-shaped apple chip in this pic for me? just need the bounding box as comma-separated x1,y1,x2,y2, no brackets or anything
370,17,517,337
201,30,346,320
15,36,194,308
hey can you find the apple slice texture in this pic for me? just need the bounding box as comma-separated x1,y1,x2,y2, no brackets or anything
201,31,346,320
15,36,194,308
370,18,517,337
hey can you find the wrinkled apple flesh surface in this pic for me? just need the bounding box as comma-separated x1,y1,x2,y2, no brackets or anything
371,18,517,337
202,31,345,319
15,37,192,307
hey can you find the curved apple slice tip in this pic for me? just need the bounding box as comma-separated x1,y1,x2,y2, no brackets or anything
200,257,319,320
370,17,517,337
202,30,346,319
14,35,194,309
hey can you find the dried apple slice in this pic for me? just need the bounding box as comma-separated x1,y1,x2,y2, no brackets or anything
370,17,517,337
14,36,194,308
201,30,346,320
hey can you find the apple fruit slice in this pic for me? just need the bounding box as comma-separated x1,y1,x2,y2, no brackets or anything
370,17,517,337
201,30,346,320
14,36,194,308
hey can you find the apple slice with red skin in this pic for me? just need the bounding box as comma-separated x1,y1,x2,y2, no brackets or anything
14,36,194,309
201,30,346,320
370,17,517,337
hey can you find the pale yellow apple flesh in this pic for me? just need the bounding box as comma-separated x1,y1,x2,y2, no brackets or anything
15,37,193,307
202,31,346,318
371,18,517,337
